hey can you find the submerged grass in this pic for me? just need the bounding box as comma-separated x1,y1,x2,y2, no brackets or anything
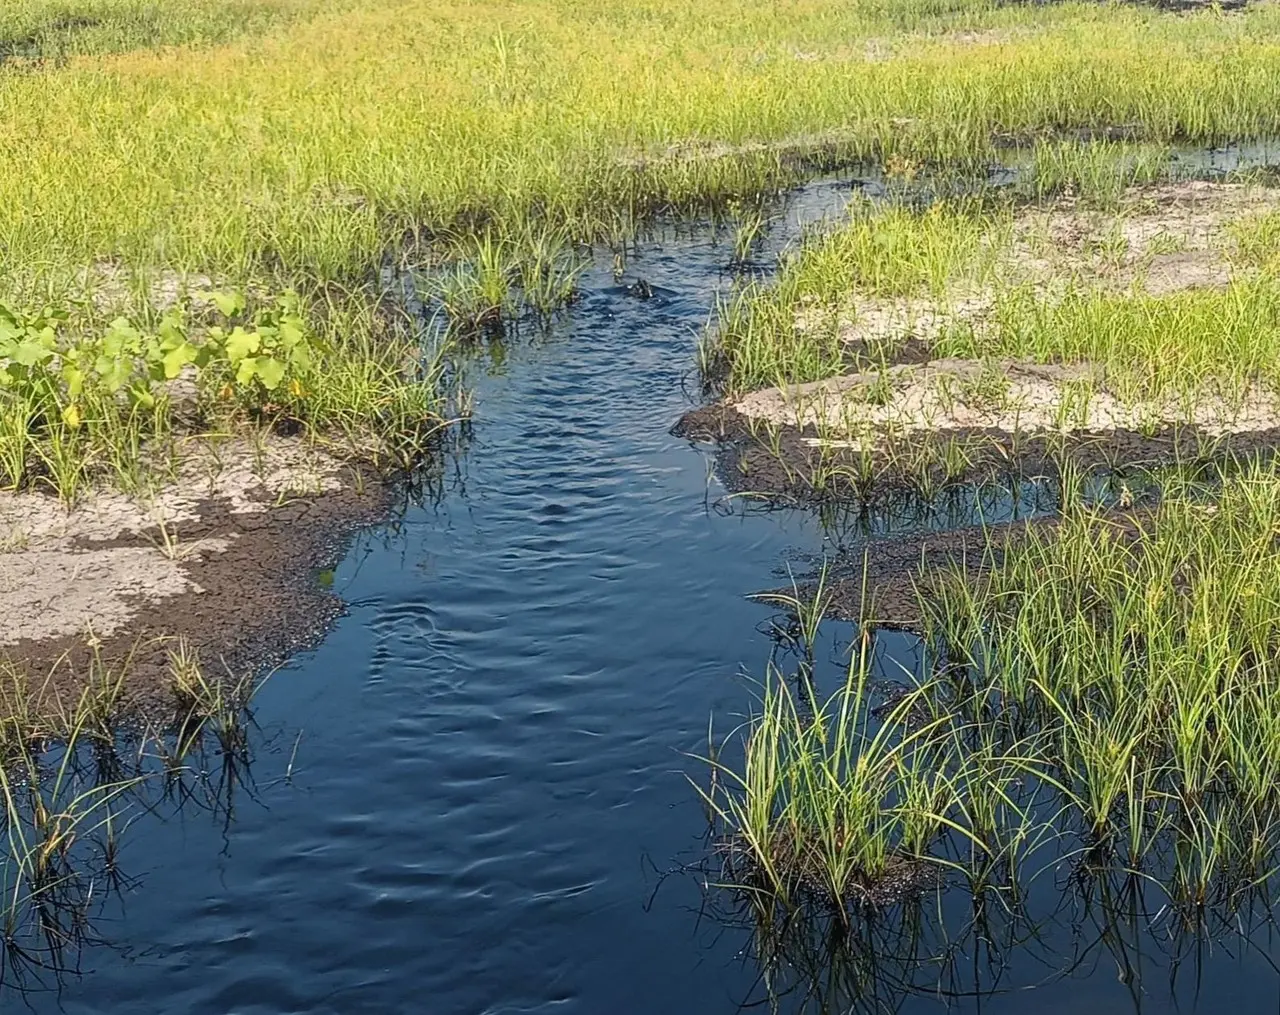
0,636,267,983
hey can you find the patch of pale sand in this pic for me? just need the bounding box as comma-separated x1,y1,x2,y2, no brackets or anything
733,359,1280,443
819,182,1280,350
856,26,1034,61
67,262,273,319
1016,180,1280,277
0,436,347,645
0,544,226,646
75,262,214,316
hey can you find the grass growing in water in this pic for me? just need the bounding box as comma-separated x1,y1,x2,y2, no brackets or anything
0,637,271,983
707,459,1280,917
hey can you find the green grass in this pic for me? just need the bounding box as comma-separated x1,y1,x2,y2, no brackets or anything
0,0,332,61
707,459,1280,914
5,0,1280,292
922,278,1280,406
708,159,1280,403
705,198,1003,389
1028,137,1171,203
0,286,452,502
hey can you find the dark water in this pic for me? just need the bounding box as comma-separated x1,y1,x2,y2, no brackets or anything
15,176,1280,1014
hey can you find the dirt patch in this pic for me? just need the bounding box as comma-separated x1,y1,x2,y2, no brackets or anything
716,830,943,910
734,359,1280,439
0,437,387,709
674,401,1280,505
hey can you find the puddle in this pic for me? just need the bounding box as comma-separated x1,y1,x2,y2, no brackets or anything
8,166,1280,1012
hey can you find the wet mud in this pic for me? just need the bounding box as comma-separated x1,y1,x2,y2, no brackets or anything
774,518,1049,630
675,400,1280,507
717,833,944,910
0,450,389,713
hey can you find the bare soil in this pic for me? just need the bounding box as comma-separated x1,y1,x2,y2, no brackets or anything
0,437,388,710
674,401,1280,505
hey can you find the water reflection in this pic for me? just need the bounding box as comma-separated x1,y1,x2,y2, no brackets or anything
712,851,1280,1014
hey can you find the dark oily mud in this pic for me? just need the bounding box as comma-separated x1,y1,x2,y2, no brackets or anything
765,517,1048,631
674,401,1280,507
1,471,388,712
716,834,943,910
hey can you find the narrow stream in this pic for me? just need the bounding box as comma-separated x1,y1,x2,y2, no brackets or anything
18,172,1280,1013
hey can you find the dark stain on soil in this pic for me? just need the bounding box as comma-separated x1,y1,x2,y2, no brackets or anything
1,473,389,716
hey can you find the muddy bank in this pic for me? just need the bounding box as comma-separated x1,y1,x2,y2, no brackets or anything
675,400,1280,506
0,437,389,711
760,519,1045,631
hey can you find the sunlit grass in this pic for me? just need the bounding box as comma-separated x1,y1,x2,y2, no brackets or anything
0,0,333,60
709,459,1280,915
709,160,1280,401
5,0,1280,293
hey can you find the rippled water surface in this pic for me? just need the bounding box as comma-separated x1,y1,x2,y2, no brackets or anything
21,174,1280,1014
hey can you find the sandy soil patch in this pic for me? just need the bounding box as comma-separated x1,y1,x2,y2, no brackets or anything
0,436,385,703
734,359,1280,443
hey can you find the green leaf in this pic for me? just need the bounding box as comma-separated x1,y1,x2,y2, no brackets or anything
157,311,187,346
235,356,260,386
224,327,260,364
62,364,85,397
12,337,54,367
210,290,246,318
102,318,142,358
95,352,135,392
161,341,197,379
253,355,286,390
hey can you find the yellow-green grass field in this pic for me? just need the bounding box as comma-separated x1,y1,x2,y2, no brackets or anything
6,0,1280,291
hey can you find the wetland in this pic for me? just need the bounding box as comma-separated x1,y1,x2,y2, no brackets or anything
8,0,1280,1010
